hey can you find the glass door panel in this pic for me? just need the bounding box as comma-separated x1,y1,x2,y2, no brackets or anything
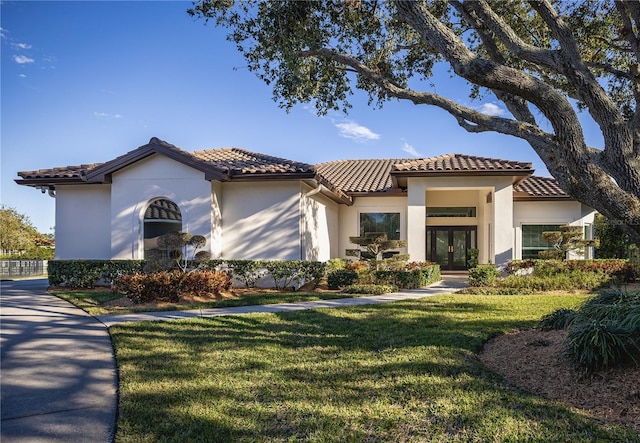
427,226,477,270
452,230,467,269
434,230,450,267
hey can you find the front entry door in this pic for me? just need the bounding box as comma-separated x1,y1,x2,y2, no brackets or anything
427,227,477,271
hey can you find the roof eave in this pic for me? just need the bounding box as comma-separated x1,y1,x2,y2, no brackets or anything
513,195,573,201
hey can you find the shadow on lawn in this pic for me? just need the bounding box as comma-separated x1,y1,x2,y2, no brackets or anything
109,295,633,442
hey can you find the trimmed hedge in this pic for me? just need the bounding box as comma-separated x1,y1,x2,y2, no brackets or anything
374,265,440,289
343,284,396,295
468,265,499,287
114,270,231,304
507,259,636,282
48,260,144,288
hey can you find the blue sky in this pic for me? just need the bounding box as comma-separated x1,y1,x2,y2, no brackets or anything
1,1,601,234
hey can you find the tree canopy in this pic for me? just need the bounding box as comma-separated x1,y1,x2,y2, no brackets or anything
189,0,640,243
0,206,54,258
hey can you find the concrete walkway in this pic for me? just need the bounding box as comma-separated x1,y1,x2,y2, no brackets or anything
97,275,469,327
0,274,466,443
1,279,117,443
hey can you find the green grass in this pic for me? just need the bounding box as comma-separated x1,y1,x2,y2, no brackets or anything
110,293,639,442
51,289,359,316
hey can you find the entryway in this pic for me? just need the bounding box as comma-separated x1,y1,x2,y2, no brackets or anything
426,226,477,271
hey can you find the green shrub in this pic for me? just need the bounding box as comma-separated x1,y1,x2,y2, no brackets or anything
226,260,266,288
48,260,144,288
299,261,327,289
539,308,577,331
326,258,347,273
374,265,440,289
468,265,499,287
343,284,396,295
498,270,610,291
327,269,358,290
263,260,305,290
563,289,640,373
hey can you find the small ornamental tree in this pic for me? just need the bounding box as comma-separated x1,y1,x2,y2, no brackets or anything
347,232,407,261
540,225,594,260
145,232,211,272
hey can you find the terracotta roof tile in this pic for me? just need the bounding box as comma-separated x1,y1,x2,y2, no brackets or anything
192,148,314,175
392,154,532,172
17,164,102,180
316,159,412,193
15,142,567,199
515,176,567,197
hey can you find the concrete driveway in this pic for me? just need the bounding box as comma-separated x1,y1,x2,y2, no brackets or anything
1,279,117,443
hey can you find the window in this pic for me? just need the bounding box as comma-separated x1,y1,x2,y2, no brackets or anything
584,223,594,259
143,198,182,259
521,224,562,259
360,212,400,240
426,207,477,217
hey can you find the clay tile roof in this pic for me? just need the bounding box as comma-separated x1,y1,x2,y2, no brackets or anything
192,148,315,175
17,164,102,180
315,159,412,193
515,175,568,197
392,153,532,173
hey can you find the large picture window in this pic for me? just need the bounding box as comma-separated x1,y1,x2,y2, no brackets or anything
360,212,400,240
521,224,562,259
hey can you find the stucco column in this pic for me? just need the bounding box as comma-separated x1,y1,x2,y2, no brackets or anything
407,178,426,261
493,181,514,267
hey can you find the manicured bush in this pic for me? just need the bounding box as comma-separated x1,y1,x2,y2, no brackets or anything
48,260,144,288
263,260,305,290
343,284,396,295
114,269,232,304
225,260,266,288
114,271,178,304
468,265,499,287
498,270,610,291
327,269,358,290
299,261,327,289
179,269,231,296
374,264,440,289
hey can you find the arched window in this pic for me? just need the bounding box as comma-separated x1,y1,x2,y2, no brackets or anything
143,198,182,259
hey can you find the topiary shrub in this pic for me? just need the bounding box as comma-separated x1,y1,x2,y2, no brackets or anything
327,269,358,290
299,261,327,289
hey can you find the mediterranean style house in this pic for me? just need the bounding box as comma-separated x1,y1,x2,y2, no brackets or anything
15,137,596,270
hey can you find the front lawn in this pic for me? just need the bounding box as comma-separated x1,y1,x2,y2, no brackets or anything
51,289,359,316
110,293,638,442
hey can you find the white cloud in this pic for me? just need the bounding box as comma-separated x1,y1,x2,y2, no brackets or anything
477,102,506,117
18,73,26,78
401,141,421,157
94,112,122,119
13,55,34,64
13,42,32,50
335,121,380,142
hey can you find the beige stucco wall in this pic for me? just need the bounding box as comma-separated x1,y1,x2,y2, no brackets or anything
55,184,112,259
110,154,213,259
407,176,512,266
513,200,596,260
300,184,339,261
338,196,408,260
221,181,301,260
